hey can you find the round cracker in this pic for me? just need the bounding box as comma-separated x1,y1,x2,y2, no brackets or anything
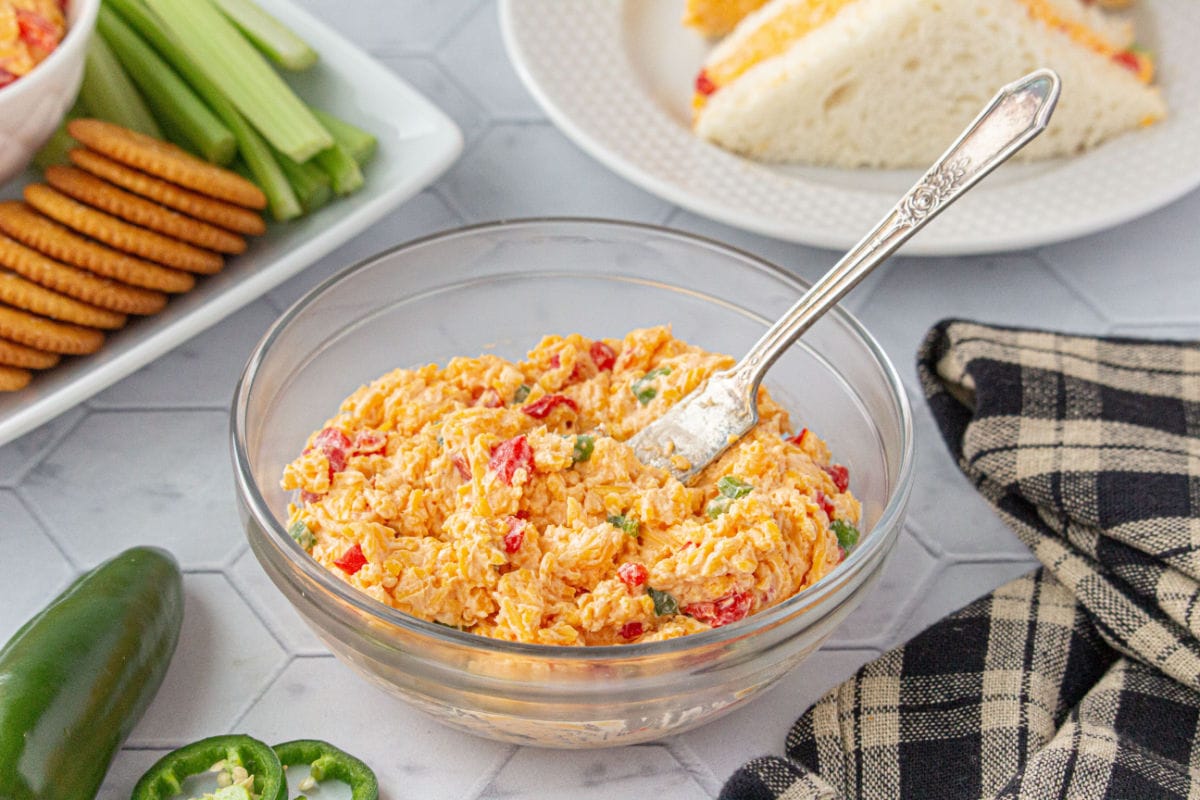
0,202,195,294
69,149,266,235
45,166,246,254
0,271,126,330
68,119,267,209
0,303,105,355
0,337,60,370
0,233,167,316
0,365,32,392
25,184,224,275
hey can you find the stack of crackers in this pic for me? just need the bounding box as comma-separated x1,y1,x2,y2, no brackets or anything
0,119,268,392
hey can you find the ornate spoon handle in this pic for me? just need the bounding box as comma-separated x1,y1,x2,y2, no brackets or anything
731,69,1061,392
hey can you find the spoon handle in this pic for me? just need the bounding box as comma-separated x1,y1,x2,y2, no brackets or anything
732,68,1061,391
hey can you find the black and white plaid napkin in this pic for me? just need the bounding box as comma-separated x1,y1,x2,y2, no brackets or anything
721,320,1200,800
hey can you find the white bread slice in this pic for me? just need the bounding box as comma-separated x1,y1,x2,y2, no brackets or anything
693,0,1165,167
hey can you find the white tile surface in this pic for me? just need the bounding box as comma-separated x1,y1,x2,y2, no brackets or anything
481,745,712,800
126,573,288,747
23,410,244,568
90,301,281,409
438,2,546,119
439,123,676,221
229,549,328,656
1,0,1198,797
0,490,75,641
237,657,514,800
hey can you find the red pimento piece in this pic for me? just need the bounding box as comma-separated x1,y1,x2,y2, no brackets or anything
619,621,645,640
488,435,535,485
695,70,716,96
682,589,753,628
617,562,649,589
300,490,321,504
822,463,850,493
310,428,351,473
589,341,616,372
814,489,836,519
521,394,578,420
334,543,367,575
0,69,16,89
16,9,60,55
1112,50,1141,73
353,429,387,455
787,428,808,446
549,354,561,369
503,516,526,553
476,388,504,408
451,453,471,481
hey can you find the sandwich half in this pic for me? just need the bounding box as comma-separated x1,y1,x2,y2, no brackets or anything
691,0,1165,167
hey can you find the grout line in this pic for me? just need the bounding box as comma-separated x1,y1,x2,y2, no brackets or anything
662,737,723,798
459,742,520,800
4,406,88,488
225,651,297,733
12,485,83,573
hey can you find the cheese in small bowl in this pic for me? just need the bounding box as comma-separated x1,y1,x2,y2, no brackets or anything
282,327,861,646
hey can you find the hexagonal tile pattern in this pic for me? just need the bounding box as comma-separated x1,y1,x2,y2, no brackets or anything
664,207,888,315
0,490,74,642
439,124,675,221
851,252,1108,395
1037,188,1200,325
91,300,281,409
0,405,83,487
377,56,492,151
825,528,940,649
482,745,711,800
126,573,287,747
897,558,1040,645
905,403,1033,560
290,0,482,54
3,2,1198,798
237,657,513,799
23,410,243,569
437,1,547,119
229,549,327,656
678,647,880,787
265,189,464,312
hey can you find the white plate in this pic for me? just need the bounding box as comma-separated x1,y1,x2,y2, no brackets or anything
0,0,462,447
500,0,1200,255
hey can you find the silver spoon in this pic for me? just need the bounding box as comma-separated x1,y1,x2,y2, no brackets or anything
629,68,1062,484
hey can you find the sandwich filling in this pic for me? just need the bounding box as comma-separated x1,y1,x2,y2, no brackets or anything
693,0,1154,115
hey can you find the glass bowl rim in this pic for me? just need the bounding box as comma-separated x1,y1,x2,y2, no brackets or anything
231,216,915,661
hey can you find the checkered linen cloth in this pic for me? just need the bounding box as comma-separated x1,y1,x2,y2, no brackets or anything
721,320,1200,800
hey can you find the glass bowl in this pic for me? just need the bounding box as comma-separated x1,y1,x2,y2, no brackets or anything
232,219,913,747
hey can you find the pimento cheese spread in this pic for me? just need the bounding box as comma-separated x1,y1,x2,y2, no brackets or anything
282,327,861,646
0,0,66,89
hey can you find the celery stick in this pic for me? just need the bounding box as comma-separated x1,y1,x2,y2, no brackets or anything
311,108,376,166
143,0,332,162
211,0,316,70
80,33,162,138
274,147,332,213
96,6,235,164
106,0,301,220
312,142,363,196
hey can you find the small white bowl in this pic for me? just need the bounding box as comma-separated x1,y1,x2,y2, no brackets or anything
0,0,100,185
